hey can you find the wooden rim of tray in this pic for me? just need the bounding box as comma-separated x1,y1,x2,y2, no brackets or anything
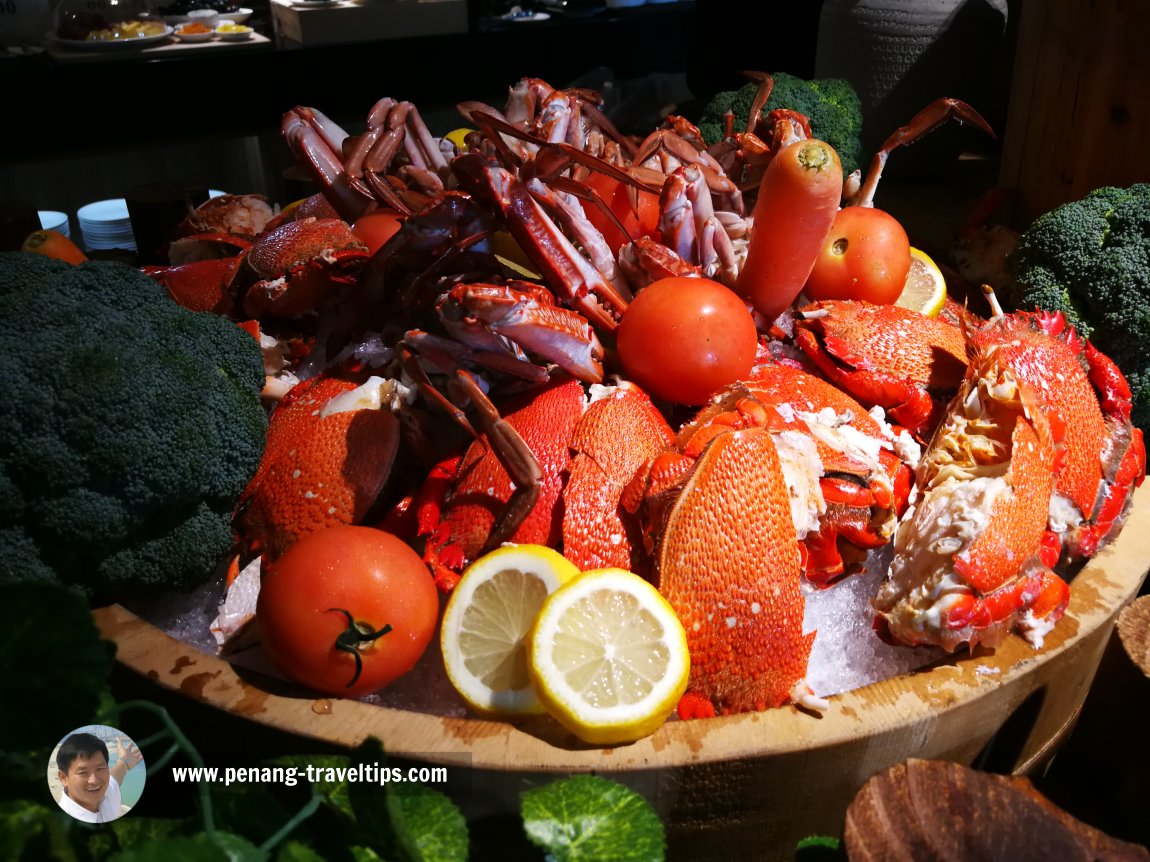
93,483,1150,772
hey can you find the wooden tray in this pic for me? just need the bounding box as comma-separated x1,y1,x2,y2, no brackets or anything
93,482,1150,860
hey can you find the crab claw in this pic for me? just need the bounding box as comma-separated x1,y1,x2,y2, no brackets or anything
143,256,240,315
851,98,997,208
794,301,969,439
234,217,370,318
437,281,605,383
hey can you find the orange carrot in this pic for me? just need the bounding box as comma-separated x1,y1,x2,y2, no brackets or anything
21,229,88,265
735,139,843,322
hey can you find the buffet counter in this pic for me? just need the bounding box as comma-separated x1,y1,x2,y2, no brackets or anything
44,30,274,62
3,2,696,163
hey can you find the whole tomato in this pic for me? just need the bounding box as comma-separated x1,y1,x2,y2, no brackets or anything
351,209,404,256
257,525,438,697
580,173,660,254
804,206,911,304
616,276,758,405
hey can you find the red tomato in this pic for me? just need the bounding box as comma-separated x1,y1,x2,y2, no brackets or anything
257,526,438,697
616,276,758,405
581,173,660,254
804,206,911,304
351,210,403,256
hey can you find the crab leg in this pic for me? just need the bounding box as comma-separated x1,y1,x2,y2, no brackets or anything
524,178,631,300
282,107,372,222
459,374,551,476
452,153,630,331
403,329,550,384
851,98,997,208
437,282,605,382
658,168,696,263
403,103,449,173
741,70,776,136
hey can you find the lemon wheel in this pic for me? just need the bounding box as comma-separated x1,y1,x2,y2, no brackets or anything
440,544,579,717
895,247,948,317
528,568,690,745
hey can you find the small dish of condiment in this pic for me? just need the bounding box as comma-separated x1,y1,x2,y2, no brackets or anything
214,21,252,39
174,20,214,40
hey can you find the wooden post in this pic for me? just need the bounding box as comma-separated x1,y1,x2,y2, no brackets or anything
1000,0,1150,223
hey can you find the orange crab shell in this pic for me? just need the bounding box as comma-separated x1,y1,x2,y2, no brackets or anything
424,376,585,572
793,300,969,438
238,217,370,318
966,312,1108,530
658,427,812,714
234,375,400,560
562,382,675,574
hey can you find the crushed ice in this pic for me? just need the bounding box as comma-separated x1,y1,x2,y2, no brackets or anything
134,544,945,718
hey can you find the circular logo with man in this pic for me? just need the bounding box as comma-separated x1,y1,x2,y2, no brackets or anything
49,726,145,823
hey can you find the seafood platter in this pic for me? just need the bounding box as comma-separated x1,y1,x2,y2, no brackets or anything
57,72,1149,854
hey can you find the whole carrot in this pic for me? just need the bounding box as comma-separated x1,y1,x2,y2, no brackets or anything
736,139,843,322
21,229,88,265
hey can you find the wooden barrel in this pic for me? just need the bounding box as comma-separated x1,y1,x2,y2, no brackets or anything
93,483,1150,861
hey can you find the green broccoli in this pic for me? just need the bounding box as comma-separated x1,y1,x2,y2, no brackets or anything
0,252,267,596
697,72,864,175
1006,183,1150,431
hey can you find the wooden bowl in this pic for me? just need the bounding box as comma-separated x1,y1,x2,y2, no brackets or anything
93,483,1150,861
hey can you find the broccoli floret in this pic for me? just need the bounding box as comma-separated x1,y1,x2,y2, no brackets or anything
697,72,864,175
1006,184,1150,431
0,253,267,596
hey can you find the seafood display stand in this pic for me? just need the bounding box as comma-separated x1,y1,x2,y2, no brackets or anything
93,483,1150,860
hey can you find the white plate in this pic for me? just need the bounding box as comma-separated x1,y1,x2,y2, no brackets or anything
218,8,252,23
78,199,131,223
209,189,227,198
502,10,550,21
48,26,173,50
38,210,69,230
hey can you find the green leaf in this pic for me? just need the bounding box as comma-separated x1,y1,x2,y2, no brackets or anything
347,739,397,855
209,782,291,847
202,832,268,862
386,784,468,862
0,582,116,748
108,833,234,862
0,749,53,805
521,775,665,862
271,755,354,820
794,835,845,861
274,841,326,862
110,817,185,850
346,739,466,862
0,800,52,860
349,848,388,862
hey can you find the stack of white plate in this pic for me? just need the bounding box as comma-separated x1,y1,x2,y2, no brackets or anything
77,198,137,252
38,210,72,238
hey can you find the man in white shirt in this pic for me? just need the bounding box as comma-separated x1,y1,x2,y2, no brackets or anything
55,732,142,823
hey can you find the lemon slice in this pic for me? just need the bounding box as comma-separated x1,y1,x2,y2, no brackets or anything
441,544,579,717
528,568,690,745
895,247,948,317
490,230,542,279
445,127,476,150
